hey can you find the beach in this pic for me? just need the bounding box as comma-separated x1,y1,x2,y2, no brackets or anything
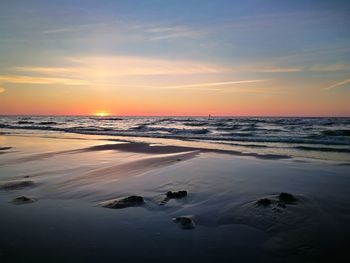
1,132,349,262
1,0,350,261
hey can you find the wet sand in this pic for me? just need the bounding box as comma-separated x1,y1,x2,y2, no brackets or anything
0,134,350,262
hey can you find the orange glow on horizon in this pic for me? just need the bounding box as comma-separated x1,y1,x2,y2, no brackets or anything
93,111,110,117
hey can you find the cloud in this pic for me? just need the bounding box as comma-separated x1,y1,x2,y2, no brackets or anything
159,80,268,89
7,57,271,91
309,64,350,72
19,55,349,82
10,56,271,90
142,25,201,41
120,23,203,41
16,56,230,77
42,21,201,43
230,61,303,73
15,67,72,74
0,75,90,85
42,23,107,34
95,79,268,92
236,62,350,74
43,27,82,34
15,56,305,78
0,74,268,93
258,67,302,73
325,79,350,90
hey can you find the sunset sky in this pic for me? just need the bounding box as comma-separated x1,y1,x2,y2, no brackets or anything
0,0,349,116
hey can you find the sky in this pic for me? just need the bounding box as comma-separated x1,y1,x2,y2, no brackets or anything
0,0,349,116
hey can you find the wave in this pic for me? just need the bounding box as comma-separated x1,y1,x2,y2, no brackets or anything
90,117,123,121
216,125,242,131
1,117,350,148
38,121,59,125
321,130,350,136
294,146,350,153
228,132,254,137
241,126,260,132
2,124,347,145
70,126,115,132
183,122,208,127
17,121,35,124
130,125,210,135
174,128,210,135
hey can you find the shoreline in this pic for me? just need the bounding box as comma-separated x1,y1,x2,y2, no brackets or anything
2,130,350,164
1,133,350,262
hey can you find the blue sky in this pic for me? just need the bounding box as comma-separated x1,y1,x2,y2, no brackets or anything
0,0,349,116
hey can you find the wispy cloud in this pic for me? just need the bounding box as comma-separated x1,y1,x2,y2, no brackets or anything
143,25,201,41
0,74,267,92
16,54,349,83
237,62,349,74
310,64,350,72
159,80,267,89
86,79,268,92
259,67,302,73
213,10,350,37
16,56,230,77
43,27,82,34
11,57,269,91
116,22,204,41
15,67,72,74
15,56,306,78
108,80,267,91
42,21,202,43
325,79,350,90
0,75,90,85
42,23,107,34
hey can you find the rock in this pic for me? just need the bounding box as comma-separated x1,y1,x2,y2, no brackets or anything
166,190,187,199
0,147,12,151
160,190,188,205
256,193,297,208
101,195,144,209
278,192,297,203
11,195,35,205
277,202,286,208
272,207,283,213
0,180,34,190
172,216,195,229
256,198,272,207
177,158,181,161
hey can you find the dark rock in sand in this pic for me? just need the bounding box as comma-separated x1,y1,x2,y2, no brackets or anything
256,198,272,207
11,195,35,205
256,193,297,208
0,147,12,151
101,195,144,209
172,216,195,229
272,207,283,213
279,192,297,203
0,146,12,155
0,180,34,190
166,190,187,199
277,202,286,208
160,190,188,205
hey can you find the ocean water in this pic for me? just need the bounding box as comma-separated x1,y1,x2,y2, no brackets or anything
1,116,350,162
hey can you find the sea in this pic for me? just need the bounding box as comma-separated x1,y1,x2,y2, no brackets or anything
1,116,349,162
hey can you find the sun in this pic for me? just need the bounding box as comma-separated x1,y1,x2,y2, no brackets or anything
93,111,110,117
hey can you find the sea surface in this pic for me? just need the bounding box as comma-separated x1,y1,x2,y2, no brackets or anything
1,116,350,162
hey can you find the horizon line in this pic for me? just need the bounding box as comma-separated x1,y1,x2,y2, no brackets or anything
0,114,349,118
